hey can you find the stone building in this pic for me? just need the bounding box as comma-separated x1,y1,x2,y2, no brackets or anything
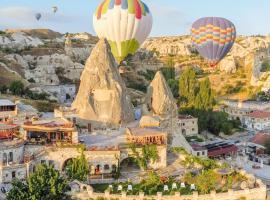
0,99,17,122
223,99,270,123
178,115,198,137
0,123,26,183
244,110,270,131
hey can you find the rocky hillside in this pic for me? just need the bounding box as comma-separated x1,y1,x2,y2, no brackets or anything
0,29,97,103
138,35,270,99
1,28,270,103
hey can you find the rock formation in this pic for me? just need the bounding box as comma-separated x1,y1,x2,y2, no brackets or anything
72,38,134,126
143,71,192,148
144,71,177,117
219,56,237,74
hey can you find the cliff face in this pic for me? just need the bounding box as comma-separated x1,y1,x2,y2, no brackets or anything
72,38,134,125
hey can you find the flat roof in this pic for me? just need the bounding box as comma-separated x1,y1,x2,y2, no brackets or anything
127,127,166,136
247,111,270,119
0,123,18,130
178,115,196,120
0,99,15,106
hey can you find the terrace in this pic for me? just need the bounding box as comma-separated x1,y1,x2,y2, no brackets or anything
22,117,76,145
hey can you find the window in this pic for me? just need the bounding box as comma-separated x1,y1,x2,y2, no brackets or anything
104,164,110,170
41,160,46,164
49,160,54,167
12,171,16,179
51,133,56,140
2,153,7,166
197,152,200,156
8,152,13,163
202,151,205,156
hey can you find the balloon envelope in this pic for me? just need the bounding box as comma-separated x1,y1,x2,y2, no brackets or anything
191,17,236,67
93,0,153,63
35,13,41,21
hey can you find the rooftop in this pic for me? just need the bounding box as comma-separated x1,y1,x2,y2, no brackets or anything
23,117,74,129
247,110,270,119
191,143,206,151
79,128,126,148
16,102,37,113
126,127,166,137
0,99,15,107
178,115,196,120
250,132,270,146
0,123,18,130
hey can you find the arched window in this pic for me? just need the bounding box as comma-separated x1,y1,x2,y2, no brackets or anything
95,165,101,174
2,153,7,166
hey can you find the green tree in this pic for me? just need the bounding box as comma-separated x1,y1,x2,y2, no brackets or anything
167,79,179,98
0,85,8,94
195,170,220,194
7,179,29,200
207,112,234,135
195,78,214,110
66,153,89,181
264,140,270,155
9,81,24,96
7,164,69,200
179,67,199,106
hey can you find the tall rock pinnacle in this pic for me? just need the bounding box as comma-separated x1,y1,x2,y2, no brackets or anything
145,71,178,117
72,38,134,126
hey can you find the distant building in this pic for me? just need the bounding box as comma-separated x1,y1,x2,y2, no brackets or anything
178,115,198,136
0,99,17,122
244,111,270,131
203,141,238,158
191,144,208,158
0,99,38,125
223,100,270,123
126,127,167,145
251,132,270,146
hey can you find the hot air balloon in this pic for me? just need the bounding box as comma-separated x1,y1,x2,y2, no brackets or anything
191,17,236,67
52,6,58,14
35,13,42,21
93,0,153,63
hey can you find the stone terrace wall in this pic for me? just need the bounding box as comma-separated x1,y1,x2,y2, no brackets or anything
72,179,267,200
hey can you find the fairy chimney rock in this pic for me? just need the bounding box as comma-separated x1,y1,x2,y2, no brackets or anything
145,71,177,117
72,38,134,126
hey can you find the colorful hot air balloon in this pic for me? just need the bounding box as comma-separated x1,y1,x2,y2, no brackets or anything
191,17,236,67
93,0,153,63
52,6,58,14
35,13,42,21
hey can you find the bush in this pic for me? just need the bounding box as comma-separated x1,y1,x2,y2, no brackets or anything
28,78,36,83
261,61,270,72
9,81,24,96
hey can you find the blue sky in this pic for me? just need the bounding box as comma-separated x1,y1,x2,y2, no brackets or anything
0,0,270,36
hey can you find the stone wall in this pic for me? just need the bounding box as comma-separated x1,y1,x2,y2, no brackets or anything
71,179,267,200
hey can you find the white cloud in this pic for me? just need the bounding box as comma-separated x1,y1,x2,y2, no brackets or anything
147,2,193,36
0,6,78,31
0,6,35,21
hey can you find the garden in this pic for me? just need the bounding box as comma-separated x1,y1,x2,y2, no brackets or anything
91,148,250,196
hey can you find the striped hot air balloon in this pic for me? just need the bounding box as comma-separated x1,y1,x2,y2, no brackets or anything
191,17,236,67
93,0,153,63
